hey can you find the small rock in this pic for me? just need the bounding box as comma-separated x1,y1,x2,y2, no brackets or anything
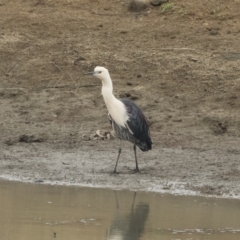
5,72,13,77
207,27,219,36
19,134,44,143
209,30,218,35
35,179,44,183
128,0,147,12
189,57,198,62
62,162,69,165
172,119,182,122
74,56,86,65
150,0,168,6
82,134,91,141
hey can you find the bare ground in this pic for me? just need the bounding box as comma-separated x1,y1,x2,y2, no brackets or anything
1,0,240,198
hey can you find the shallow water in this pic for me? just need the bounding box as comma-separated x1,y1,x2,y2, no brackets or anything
1,180,240,240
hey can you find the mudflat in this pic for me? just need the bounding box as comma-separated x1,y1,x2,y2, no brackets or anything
1,0,240,198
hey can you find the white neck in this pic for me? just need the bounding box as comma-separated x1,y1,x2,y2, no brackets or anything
101,74,114,106
101,77,128,127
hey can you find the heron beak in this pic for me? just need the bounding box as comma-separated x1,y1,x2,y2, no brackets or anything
86,71,95,75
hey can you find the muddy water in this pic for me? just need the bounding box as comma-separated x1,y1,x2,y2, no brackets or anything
1,181,240,240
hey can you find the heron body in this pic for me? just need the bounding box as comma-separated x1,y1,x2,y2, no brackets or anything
109,99,152,151
88,66,152,173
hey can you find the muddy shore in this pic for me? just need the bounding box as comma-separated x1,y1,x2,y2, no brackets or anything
1,0,240,199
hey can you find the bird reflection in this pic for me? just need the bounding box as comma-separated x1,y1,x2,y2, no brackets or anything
106,191,149,240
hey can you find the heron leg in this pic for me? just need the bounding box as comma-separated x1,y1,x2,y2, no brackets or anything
133,144,140,173
113,141,122,174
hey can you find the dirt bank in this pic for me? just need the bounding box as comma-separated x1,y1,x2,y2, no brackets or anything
1,0,240,198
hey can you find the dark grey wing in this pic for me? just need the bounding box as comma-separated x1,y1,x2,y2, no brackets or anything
120,99,149,139
120,99,152,151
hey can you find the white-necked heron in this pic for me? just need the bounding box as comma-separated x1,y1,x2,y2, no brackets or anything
87,66,152,173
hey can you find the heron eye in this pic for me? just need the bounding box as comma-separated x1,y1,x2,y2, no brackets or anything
99,71,102,74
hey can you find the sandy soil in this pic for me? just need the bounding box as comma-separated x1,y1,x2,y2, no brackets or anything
1,0,240,198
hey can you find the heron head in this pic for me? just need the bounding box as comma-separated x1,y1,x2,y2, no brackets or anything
87,66,110,82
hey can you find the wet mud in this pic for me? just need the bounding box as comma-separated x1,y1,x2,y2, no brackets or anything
1,0,240,198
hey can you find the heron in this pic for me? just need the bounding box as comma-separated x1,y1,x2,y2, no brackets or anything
87,66,152,173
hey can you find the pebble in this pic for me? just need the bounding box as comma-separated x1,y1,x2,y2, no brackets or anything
35,179,44,183
128,0,147,12
150,0,168,6
209,30,218,35
19,134,44,143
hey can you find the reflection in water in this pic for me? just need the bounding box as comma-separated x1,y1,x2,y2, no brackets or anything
1,180,240,240
107,192,149,240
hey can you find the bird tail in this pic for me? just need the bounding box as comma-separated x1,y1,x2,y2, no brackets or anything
136,136,152,152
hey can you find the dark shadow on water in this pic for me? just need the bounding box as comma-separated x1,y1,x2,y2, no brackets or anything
106,191,149,240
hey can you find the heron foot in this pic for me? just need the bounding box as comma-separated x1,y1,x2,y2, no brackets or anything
111,170,119,175
132,168,141,174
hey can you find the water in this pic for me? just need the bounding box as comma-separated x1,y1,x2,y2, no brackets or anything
1,180,240,240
